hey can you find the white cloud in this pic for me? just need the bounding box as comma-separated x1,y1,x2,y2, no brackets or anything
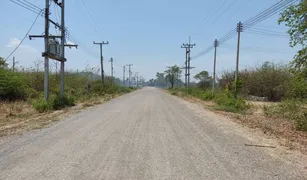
6,38,21,47
6,37,38,53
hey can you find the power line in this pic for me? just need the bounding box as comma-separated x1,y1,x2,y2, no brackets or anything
19,0,42,11
79,0,103,35
246,27,288,34
225,0,254,21
211,0,239,25
244,30,289,38
244,0,299,28
5,10,42,61
221,45,293,54
202,0,227,27
192,0,297,60
10,0,43,15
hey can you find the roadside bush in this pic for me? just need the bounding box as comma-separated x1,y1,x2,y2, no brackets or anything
32,98,52,113
0,69,27,100
51,95,75,110
218,62,291,101
214,86,249,113
200,90,213,101
32,94,75,112
170,89,178,95
286,75,307,99
263,99,307,131
119,87,132,93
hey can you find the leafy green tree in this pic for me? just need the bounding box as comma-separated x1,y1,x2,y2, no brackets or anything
0,57,8,69
155,72,166,87
165,65,181,88
194,70,212,89
279,1,307,76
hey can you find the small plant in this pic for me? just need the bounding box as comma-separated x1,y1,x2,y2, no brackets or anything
51,95,75,110
201,90,213,101
214,86,249,113
32,98,52,113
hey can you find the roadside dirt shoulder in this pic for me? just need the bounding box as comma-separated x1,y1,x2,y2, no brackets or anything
169,92,307,155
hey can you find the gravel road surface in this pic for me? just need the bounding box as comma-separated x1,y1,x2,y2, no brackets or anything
0,87,306,180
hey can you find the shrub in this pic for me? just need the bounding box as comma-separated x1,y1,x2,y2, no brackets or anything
201,90,213,101
286,75,307,99
263,99,307,131
0,69,27,100
32,95,75,112
214,86,249,113
32,98,52,113
51,95,75,110
219,62,291,101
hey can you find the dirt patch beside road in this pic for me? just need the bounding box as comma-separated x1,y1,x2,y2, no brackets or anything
0,93,131,137
169,90,307,155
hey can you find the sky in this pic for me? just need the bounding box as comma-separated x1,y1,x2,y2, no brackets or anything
0,0,299,81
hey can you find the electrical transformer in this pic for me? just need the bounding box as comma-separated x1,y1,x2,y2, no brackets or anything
48,39,62,57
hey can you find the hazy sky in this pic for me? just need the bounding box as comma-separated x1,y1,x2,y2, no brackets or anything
0,0,298,81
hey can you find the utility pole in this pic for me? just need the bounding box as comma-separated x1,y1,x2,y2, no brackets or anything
44,0,49,100
59,0,65,97
135,72,139,87
166,66,172,88
126,64,133,87
93,41,109,89
235,21,243,99
12,56,16,72
109,57,114,79
123,65,125,86
109,57,114,86
181,36,195,90
181,46,188,88
29,0,77,100
212,39,218,96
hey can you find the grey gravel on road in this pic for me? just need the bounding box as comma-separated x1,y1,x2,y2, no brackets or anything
0,87,306,180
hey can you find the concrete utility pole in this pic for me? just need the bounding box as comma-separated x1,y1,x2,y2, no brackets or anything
166,66,171,88
181,46,188,88
44,0,49,100
109,57,114,86
212,39,218,96
235,21,243,99
29,0,77,100
93,41,109,89
123,65,125,86
135,72,139,87
12,56,16,72
126,64,133,87
181,36,195,90
60,0,65,97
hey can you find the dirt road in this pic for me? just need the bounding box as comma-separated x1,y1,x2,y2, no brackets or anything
0,87,306,179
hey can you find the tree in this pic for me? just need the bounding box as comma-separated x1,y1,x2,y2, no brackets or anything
194,71,212,89
165,65,181,88
155,72,166,87
0,57,8,69
148,79,155,86
279,1,307,76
